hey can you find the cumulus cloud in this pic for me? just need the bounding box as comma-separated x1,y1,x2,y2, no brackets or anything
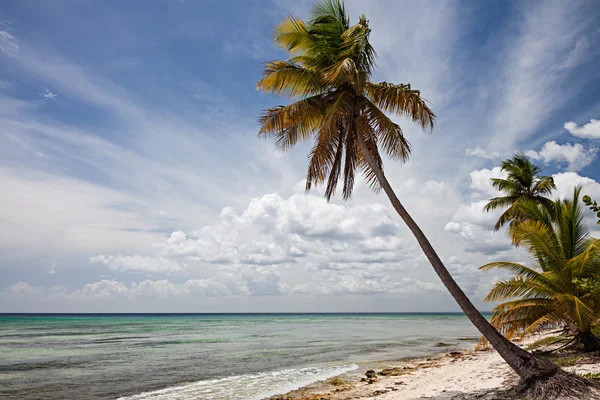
444,220,512,255
86,192,427,296
290,271,442,296
8,270,290,299
564,119,600,140
93,193,412,274
444,198,512,256
469,167,507,197
525,141,596,171
552,172,600,200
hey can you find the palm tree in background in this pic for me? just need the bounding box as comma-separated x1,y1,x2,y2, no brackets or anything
256,0,595,396
481,187,600,351
484,153,556,232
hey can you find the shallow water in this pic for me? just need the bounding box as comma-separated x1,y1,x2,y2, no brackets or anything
0,313,482,399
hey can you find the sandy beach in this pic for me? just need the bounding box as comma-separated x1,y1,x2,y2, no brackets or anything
274,333,600,400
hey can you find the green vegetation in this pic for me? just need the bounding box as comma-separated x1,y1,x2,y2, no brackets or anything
583,195,600,225
481,187,600,351
435,342,452,347
579,372,600,380
483,153,555,232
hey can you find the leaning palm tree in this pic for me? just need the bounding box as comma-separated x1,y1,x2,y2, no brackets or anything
256,1,596,397
484,153,556,231
481,187,600,351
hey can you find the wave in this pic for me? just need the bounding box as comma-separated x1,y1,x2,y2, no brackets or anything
117,363,358,400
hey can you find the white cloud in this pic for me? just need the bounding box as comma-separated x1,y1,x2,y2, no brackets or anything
87,192,435,296
444,220,512,255
564,119,600,140
444,198,511,256
552,172,600,200
0,30,18,57
469,167,507,197
6,281,41,296
147,193,411,269
446,170,600,256
465,148,502,160
41,89,58,100
291,272,442,296
8,270,289,299
525,141,596,171
77,280,129,298
90,255,185,274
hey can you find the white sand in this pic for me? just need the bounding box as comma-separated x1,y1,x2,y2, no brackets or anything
356,348,515,400
286,333,600,400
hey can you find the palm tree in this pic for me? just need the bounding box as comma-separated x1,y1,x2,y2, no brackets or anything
484,153,556,231
256,1,595,396
481,187,600,351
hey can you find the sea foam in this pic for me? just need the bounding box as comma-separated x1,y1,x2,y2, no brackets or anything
117,363,359,400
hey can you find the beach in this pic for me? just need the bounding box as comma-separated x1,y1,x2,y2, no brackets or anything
273,332,600,400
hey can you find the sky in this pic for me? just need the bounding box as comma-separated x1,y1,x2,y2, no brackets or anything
1,0,600,313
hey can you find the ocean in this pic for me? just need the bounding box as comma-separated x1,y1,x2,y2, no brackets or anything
0,313,483,399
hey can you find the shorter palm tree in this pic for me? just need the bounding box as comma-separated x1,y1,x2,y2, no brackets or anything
484,153,556,232
481,187,600,351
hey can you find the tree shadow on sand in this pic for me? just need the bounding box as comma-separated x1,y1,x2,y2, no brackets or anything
400,385,600,400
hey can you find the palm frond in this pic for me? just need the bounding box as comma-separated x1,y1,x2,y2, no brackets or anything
532,176,556,196
339,16,376,76
310,0,350,30
490,178,522,194
510,220,564,271
305,115,341,195
355,115,383,193
258,94,330,150
366,82,435,131
257,61,325,97
555,293,596,332
359,97,411,162
273,16,311,53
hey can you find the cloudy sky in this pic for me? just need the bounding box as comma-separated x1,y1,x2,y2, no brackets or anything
1,0,599,312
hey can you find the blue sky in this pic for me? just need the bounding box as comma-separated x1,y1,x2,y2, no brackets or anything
1,0,599,312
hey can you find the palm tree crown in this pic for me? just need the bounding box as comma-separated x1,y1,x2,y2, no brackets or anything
484,153,556,231
257,0,435,200
481,187,600,350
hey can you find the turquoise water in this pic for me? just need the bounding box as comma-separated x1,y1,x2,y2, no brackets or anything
0,313,483,399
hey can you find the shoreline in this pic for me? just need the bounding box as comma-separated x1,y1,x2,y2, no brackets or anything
270,332,600,400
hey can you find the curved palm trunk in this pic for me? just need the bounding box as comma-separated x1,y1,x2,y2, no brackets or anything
355,131,558,382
